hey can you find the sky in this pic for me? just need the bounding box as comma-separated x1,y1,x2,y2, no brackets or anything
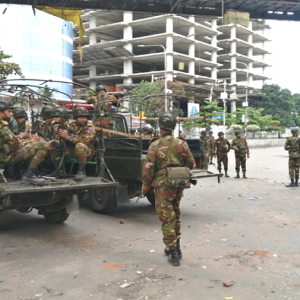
264,20,300,94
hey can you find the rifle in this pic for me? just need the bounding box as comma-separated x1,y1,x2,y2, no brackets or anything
55,118,66,178
235,145,241,158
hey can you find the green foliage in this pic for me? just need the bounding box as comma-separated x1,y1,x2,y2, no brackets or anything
0,48,23,80
230,124,242,131
183,100,234,130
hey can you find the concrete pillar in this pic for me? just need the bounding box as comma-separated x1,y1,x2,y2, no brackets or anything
165,17,174,83
230,26,237,113
230,99,236,114
247,21,254,88
211,19,218,80
188,15,195,85
89,15,97,89
123,11,133,91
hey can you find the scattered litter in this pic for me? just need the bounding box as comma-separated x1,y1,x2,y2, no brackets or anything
22,270,27,276
202,266,207,269
179,278,187,281
73,271,79,278
221,239,228,242
219,256,223,259
204,239,210,242
273,254,277,257
33,294,43,299
249,197,257,201
137,294,148,300
122,250,132,253
136,271,143,275
224,297,233,300
148,268,154,271
235,258,245,265
0,281,6,284
257,267,263,271
119,283,131,288
149,250,155,253
296,268,300,276
112,236,122,239
255,251,268,256
154,230,158,232
120,220,125,224
223,280,234,287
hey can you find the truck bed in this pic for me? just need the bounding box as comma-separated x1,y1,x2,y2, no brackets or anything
191,169,222,179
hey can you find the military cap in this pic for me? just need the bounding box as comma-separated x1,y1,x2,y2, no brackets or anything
0,100,14,111
73,107,89,118
235,130,241,136
291,128,299,134
158,112,176,130
13,107,27,118
40,106,54,118
96,85,107,93
218,131,224,136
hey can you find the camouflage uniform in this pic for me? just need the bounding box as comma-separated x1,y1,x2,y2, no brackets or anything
200,136,209,170
0,120,49,168
88,93,116,138
142,134,195,250
215,137,230,173
10,119,32,135
285,136,300,181
42,120,54,141
49,120,95,166
207,135,215,159
231,136,249,173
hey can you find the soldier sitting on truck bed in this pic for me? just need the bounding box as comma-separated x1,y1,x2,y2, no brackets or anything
49,107,95,181
0,100,50,185
10,107,32,138
39,106,54,141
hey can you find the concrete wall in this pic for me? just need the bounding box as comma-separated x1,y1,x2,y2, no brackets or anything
246,139,285,148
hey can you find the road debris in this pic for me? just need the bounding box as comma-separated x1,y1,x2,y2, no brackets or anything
120,220,125,224
223,280,234,287
119,282,132,288
221,239,228,242
235,258,245,265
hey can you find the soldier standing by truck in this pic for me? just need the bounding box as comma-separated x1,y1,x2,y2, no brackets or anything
284,128,300,187
52,107,95,181
231,130,250,178
0,100,49,185
141,112,195,266
87,85,116,138
215,131,230,177
200,130,209,170
207,130,215,165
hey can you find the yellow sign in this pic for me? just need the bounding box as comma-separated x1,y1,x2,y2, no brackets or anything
224,10,249,27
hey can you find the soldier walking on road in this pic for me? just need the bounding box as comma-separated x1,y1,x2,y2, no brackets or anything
215,131,230,177
141,113,195,266
284,128,300,187
208,130,215,165
200,130,209,170
231,130,250,178
0,100,49,185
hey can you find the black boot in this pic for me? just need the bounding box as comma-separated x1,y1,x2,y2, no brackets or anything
235,172,240,178
286,179,295,187
165,240,182,259
295,178,299,187
225,170,229,178
209,161,213,165
22,167,45,186
168,250,180,266
74,165,86,181
243,172,247,179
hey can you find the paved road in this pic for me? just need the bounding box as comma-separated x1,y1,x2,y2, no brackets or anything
1,147,300,300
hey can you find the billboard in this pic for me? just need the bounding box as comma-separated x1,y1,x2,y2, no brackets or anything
188,103,200,117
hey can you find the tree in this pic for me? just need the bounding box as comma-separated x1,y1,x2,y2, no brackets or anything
246,124,261,138
0,48,22,80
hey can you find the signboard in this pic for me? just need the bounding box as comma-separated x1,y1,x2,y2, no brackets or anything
224,10,250,27
212,111,223,120
188,103,200,117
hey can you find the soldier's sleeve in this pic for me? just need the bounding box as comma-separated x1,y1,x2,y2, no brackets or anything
142,143,156,187
244,138,249,154
182,142,196,170
284,138,291,150
230,138,236,149
2,126,21,149
70,125,95,145
86,96,97,105
226,140,231,152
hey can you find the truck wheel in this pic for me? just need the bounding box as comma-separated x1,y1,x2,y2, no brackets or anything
90,187,117,214
43,208,70,224
146,188,155,206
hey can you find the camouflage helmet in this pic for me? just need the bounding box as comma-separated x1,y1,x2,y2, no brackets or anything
218,131,224,136
291,128,299,134
73,107,89,118
235,130,241,136
158,112,176,130
40,106,54,118
52,107,69,119
0,100,14,111
13,107,27,118
96,85,107,93
142,126,149,133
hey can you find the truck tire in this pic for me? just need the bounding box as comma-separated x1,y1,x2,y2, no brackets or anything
146,188,155,206
43,208,70,224
90,187,117,214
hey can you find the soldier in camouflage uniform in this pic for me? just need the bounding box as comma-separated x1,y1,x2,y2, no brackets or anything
141,113,195,266
284,128,300,187
11,107,32,137
50,107,95,181
141,127,153,139
200,130,209,170
87,85,116,138
215,131,230,177
231,130,250,178
0,100,49,185
51,107,69,140
40,106,54,140
207,130,215,164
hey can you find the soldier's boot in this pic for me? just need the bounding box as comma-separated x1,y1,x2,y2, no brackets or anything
168,250,180,266
165,240,182,259
286,179,295,187
235,172,240,179
22,167,45,186
74,165,86,181
243,172,247,179
295,178,299,187
225,170,230,178
209,160,213,165
218,168,222,174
